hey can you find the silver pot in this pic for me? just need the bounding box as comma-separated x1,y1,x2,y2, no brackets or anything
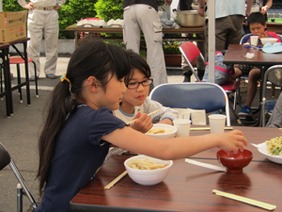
175,10,205,27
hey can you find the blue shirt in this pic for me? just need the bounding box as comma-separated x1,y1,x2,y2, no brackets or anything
36,106,126,212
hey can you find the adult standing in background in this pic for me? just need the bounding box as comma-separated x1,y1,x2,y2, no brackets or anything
244,0,272,33
17,0,65,80
251,0,272,15
197,0,252,51
178,0,193,10
123,0,171,86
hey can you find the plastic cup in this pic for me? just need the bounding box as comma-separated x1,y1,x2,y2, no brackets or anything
250,36,259,46
208,114,226,134
173,119,191,137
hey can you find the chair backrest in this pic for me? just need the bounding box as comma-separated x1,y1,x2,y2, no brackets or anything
239,33,252,44
0,142,11,171
149,82,231,126
179,42,206,82
262,64,282,102
260,65,282,126
262,65,282,92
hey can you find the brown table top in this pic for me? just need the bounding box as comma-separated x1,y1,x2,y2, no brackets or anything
70,127,282,212
66,24,205,34
223,44,282,66
266,22,282,34
0,43,10,50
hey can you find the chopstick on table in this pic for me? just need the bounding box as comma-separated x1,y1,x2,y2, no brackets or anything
212,189,277,211
185,159,226,172
104,170,128,190
190,126,233,131
126,109,160,125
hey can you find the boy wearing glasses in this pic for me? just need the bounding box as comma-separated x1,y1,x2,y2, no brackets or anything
114,51,177,134
109,51,177,157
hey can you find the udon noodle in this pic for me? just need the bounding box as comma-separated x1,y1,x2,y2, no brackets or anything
127,158,168,170
266,136,282,156
147,128,172,134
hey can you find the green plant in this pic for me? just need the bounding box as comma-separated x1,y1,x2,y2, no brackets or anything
3,0,22,11
59,0,98,38
163,41,181,54
94,0,123,21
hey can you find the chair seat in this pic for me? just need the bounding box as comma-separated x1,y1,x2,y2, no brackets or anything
9,56,33,64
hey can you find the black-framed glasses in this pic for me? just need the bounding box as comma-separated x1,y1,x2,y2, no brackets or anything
126,78,153,89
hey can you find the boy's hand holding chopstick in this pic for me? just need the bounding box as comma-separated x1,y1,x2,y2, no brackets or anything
127,110,160,133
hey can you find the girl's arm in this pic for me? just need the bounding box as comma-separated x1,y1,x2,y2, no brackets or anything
102,127,248,160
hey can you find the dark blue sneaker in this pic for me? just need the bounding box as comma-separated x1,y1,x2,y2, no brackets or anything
238,106,252,116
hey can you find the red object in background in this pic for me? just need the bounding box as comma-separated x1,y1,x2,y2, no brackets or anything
79,17,101,39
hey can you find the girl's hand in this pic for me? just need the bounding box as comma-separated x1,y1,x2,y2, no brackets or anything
130,112,153,133
217,130,248,153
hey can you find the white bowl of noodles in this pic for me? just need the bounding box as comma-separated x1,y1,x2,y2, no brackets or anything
145,124,177,139
124,155,173,186
256,136,282,164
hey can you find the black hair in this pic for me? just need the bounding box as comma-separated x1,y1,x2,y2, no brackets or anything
125,50,151,85
248,12,266,26
37,39,131,194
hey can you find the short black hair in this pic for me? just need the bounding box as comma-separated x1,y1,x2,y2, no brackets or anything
248,12,266,26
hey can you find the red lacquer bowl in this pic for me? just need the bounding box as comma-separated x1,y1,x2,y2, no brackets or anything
217,149,253,173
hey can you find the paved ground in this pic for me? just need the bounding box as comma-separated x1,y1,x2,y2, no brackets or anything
0,57,279,211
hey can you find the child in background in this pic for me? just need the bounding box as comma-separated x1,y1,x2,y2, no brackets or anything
235,12,281,116
36,39,247,211
114,50,178,133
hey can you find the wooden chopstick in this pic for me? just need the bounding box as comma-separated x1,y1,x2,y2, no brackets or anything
126,109,160,125
104,170,128,190
190,126,233,131
212,189,277,211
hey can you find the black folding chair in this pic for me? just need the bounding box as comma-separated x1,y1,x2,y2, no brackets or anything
0,142,38,212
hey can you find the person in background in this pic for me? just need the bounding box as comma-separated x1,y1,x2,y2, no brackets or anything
244,0,273,33
123,0,172,86
36,39,247,211
197,0,252,51
266,92,282,128
251,0,272,16
178,0,194,10
235,12,281,116
17,0,65,80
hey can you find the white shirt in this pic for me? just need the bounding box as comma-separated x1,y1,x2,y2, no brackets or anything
18,0,65,7
215,0,246,19
113,97,178,124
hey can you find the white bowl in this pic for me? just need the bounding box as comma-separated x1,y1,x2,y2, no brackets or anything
260,38,278,45
256,142,282,164
145,124,177,139
124,155,173,186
